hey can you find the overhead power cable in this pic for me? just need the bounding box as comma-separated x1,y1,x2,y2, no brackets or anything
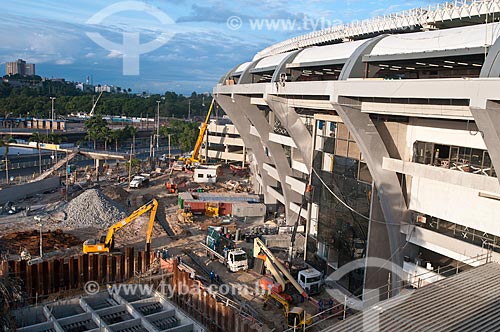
311,167,404,226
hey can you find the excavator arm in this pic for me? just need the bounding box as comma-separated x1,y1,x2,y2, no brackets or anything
83,199,159,253
103,199,158,247
190,98,215,163
145,199,159,251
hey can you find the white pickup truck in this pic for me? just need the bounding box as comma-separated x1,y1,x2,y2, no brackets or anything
129,174,150,188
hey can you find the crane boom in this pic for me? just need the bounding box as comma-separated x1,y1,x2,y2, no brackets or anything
254,237,309,299
190,98,215,163
83,199,159,253
89,91,104,117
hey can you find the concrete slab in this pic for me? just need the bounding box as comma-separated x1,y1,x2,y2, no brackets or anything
13,290,205,332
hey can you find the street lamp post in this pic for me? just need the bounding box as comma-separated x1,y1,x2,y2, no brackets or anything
34,216,42,258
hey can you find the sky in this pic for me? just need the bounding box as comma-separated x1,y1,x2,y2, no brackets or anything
0,0,441,95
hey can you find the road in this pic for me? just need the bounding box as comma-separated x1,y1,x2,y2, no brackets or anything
0,147,181,181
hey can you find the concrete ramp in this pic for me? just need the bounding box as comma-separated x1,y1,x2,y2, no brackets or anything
33,151,78,182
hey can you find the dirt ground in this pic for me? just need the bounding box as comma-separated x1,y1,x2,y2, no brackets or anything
0,229,81,255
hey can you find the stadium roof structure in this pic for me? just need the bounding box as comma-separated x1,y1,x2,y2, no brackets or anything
323,262,500,332
254,0,500,60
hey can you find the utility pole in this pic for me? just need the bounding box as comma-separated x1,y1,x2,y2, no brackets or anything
50,97,56,134
156,100,160,150
128,144,132,189
188,99,191,120
4,149,9,185
149,135,153,158
168,134,172,168
65,150,69,201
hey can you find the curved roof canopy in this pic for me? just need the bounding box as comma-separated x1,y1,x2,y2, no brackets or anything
288,39,368,68
366,22,500,61
252,51,293,72
233,61,252,75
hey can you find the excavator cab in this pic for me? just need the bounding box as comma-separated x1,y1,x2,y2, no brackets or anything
287,307,312,329
82,234,114,253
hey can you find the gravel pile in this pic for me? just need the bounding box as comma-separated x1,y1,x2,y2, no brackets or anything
61,189,127,229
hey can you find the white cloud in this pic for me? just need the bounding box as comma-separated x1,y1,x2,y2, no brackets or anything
55,58,75,65
107,50,122,58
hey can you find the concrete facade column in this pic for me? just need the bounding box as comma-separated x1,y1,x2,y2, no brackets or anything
331,100,408,293
215,94,277,205
470,101,500,186
332,34,409,293
265,95,312,169
233,95,301,222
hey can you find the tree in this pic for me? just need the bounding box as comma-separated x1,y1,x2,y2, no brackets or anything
47,133,63,144
179,122,199,152
122,125,138,153
111,129,123,152
125,158,141,173
85,115,108,150
29,132,43,174
159,125,178,146
99,126,112,151
85,130,99,150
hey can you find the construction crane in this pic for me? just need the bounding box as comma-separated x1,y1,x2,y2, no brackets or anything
254,237,315,329
184,98,215,165
254,237,311,299
88,91,104,117
83,198,159,253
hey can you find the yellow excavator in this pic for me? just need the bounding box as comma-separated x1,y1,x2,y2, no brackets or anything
181,98,215,165
83,199,159,253
264,291,313,329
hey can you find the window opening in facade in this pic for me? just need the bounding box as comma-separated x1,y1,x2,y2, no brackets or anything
413,141,496,177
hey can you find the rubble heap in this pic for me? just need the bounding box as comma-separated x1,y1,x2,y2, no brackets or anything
62,189,126,228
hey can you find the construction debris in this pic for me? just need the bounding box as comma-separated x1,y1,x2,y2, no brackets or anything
60,189,126,228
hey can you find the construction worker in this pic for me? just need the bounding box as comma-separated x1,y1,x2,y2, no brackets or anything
209,271,215,283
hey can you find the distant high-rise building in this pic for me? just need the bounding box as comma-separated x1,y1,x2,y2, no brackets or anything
25,63,35,76
5,59,35,76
